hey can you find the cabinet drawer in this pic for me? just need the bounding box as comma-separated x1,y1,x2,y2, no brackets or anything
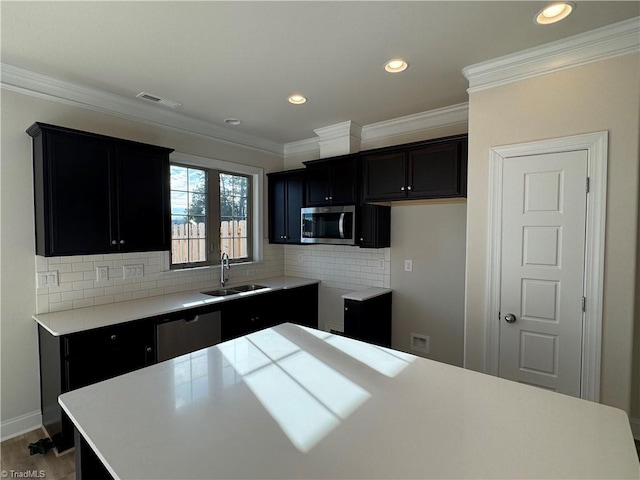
64,322,150,359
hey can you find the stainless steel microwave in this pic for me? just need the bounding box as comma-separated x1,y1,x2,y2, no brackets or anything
301,205,356,245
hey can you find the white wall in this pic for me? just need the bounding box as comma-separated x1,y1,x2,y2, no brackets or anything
464,54,640,413
390,203,467,366
0,90,284,436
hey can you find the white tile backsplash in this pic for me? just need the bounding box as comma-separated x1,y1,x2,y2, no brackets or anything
284,245,390,291
35,244,285,314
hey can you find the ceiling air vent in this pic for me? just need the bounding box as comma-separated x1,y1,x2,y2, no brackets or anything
136,92,182,108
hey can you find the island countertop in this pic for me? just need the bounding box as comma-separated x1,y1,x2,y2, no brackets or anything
59,323,639,480
33,276,319,336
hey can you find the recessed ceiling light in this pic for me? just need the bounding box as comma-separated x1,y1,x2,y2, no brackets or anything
224,118,242,126
535,2,575,25
288,94,307,105
384,59,409,73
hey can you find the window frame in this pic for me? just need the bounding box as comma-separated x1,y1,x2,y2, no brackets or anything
167,152,263,271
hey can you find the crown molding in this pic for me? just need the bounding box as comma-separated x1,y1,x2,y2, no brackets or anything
0,63,284,156
463,16,640,93
313,120,362,141
283,137,320,158
361,103,468,142
285,103,469,158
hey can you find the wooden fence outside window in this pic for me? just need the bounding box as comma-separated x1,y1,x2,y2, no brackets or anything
171,221,247,264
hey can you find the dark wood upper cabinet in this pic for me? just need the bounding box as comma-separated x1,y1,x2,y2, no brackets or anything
304,156,358,206
362,135,468,202
27,122,173,257
361,151,407,201
268,169,305,244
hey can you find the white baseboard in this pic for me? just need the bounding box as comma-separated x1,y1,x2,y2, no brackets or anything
630,417,640,441
1,410,42,442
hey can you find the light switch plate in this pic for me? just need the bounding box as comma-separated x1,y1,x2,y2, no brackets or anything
37,270,59,288
404,259,413,272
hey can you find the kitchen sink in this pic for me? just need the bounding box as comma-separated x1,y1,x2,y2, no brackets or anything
231,284,268,292
201,285,269,297
201,289,241,297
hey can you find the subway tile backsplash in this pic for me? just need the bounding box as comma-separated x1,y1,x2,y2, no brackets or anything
284,245,390,290
35,244,284,314
35,243,389,314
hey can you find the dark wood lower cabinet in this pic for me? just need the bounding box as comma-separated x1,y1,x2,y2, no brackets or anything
75,429,114,480
38,321,155,452
344,292,392,347
221,284,319,341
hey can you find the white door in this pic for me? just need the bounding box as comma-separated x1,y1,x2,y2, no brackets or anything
499,150,588,396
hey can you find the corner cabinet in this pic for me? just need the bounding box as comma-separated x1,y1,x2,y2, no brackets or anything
267,169,305,244
362,135,467,202
27,122,173,257
304,155,358,206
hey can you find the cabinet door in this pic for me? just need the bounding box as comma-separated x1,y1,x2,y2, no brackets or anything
64,322,153,390
221,297,270,341
268,175,287,243
116,145,170,252
328,159,358,205
408,142,462,198
343,300,363,340
362,151,407,201
358,204,391,248
284,176,304,243
305,164,330,206
44,132,114,255
277,284,319,328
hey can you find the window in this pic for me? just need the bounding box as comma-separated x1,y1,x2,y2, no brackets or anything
170,164,252,268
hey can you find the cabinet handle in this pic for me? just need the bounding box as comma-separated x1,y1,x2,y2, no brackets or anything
360,238,364,242
111,240,117,245
110,334,117,341
401,186,405,191
345,307,349,311
283,235,287,240
146,347,152,353
325,196,329,201
407,186,412,191
329,196,333,200
120,239,125,244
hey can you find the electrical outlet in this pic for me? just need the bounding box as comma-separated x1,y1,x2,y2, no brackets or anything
378,259,385,270
123,264,144,279
404,259,413,272
410,333,430,354
96,266,109,282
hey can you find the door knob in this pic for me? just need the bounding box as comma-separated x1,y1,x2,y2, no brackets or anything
504,313,517,323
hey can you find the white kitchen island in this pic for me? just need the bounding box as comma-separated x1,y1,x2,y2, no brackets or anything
59,323,638,479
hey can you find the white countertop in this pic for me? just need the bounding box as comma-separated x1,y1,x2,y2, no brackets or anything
33,276,319,336
59,323,639,480
342,287,392,302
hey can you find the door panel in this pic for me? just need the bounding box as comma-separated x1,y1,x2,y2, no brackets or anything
48,133,113,255
499,150,587,396
116,146,170,251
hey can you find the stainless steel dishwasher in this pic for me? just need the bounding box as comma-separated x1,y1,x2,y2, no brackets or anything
156,311,221,362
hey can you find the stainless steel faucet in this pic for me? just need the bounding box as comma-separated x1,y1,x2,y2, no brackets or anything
220,252,230,287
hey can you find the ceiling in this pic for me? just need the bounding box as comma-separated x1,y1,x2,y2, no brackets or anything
2,1,639,147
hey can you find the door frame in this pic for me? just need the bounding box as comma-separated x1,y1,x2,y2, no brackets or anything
485,131,608,402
